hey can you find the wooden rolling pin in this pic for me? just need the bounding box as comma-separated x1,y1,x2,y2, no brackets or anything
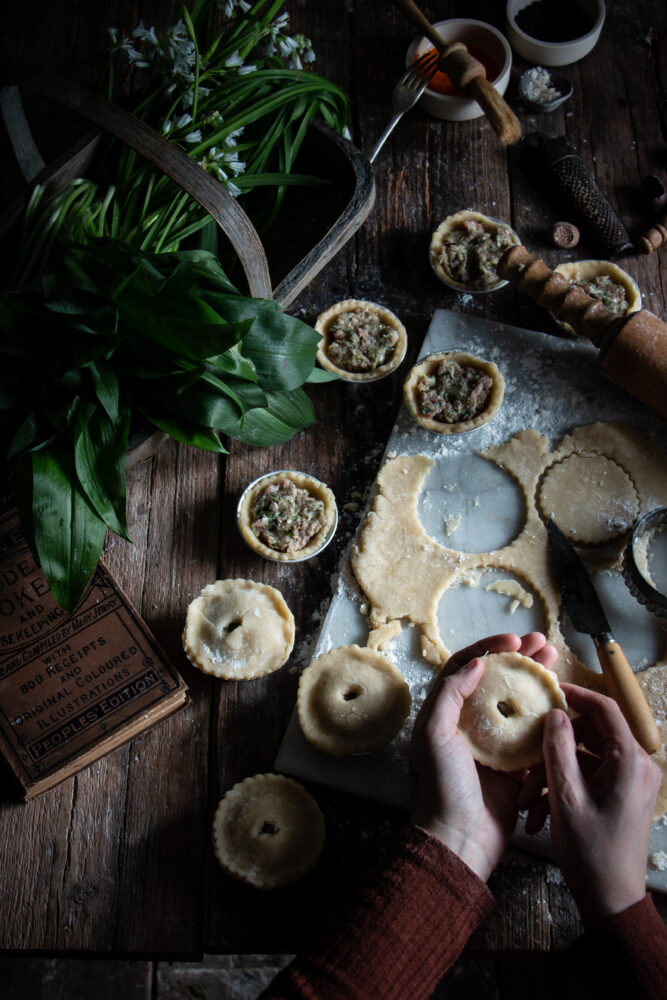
497,245,667,421
394,0,521,145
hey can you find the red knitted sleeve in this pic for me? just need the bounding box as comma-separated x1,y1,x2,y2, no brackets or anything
562,894,667,999
259,824,494,1000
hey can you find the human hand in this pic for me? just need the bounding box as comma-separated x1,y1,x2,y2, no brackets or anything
518,683,662,926
410,632,557,882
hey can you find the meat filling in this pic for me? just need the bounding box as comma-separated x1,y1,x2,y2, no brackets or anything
436,218,515,288
326,307,399,372
416,359,494,423
572,274,629,315
251,477,326,552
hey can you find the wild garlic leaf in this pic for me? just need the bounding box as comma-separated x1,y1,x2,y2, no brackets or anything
136,405,227,453
232,387,315,446
31,439,107,612
74,398,131,540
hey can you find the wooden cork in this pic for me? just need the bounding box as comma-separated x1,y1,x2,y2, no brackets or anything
497,245,667,421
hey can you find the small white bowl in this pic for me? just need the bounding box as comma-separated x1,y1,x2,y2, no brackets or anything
505,0,605,67
406,19,512,122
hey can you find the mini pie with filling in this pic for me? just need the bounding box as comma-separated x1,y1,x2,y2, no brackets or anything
297,644,412,756
430,210,521,292
238,470,337,561
212,774,325,889
403,351,504,434
457,651,567,770
315,299,408,382
553,260,641,335
183,579,294,679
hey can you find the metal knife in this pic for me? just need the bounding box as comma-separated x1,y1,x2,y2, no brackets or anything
546,518,660,754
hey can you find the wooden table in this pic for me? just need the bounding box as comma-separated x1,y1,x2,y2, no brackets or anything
1,0,666,958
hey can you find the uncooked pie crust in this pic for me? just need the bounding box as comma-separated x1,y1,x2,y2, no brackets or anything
403,351,505,434
429,210,521,291
297,644,411,756
212,774,325,889
553,259,641,335
350,421,667,699
183,579,294,679
238,471,337,561
315,299,408,382
458,651,567,771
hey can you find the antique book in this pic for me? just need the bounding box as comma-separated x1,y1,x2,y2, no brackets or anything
0,508,188,799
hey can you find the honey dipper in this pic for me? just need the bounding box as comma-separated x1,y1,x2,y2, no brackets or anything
497,245,667,422
394,0,522,145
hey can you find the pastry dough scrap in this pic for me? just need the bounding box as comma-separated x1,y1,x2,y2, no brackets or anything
458,651,567,770
183,579,294,679
212,774,325,889
537,452,639,544
297,645,411,756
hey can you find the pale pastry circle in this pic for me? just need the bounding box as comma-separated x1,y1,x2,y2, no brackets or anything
553,259,641,335
403,351,505,434
212,774,325,889
315,299,408,382
458,651,567,770
538,453,639,545
297,645,412,756
182,579,294,679
429,210,521,292
237,470,337,562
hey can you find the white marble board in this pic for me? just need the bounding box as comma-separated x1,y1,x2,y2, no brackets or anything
275,309,667,893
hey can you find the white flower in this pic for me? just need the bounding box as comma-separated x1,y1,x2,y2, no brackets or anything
224,51,244,69
185,130,203,143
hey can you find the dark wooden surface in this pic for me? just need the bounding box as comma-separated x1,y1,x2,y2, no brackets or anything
1,0,666,959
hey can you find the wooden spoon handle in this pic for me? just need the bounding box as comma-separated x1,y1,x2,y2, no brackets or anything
596,639,661,753
394,0,521,145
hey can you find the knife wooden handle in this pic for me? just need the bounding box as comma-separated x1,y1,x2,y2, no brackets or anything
596,640,661,753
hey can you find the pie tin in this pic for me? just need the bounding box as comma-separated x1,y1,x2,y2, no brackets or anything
623,507,667,619
237,470,338,563
429,213,521,294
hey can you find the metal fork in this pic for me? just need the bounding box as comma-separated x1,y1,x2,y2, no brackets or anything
369,50,439,163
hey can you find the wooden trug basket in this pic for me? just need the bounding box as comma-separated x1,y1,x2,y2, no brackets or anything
0,70,376,463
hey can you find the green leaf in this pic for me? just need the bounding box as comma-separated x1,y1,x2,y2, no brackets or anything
31,438,107,611
306,367,340,384
88,360,120,422
137,405,227,452
233,387,315,446
74,397,131,540
200,293,321,390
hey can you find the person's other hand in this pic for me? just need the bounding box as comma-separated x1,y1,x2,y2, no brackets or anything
518,683,661,926
410,632,557,882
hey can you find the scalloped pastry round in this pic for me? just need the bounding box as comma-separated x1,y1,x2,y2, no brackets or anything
212,774,325,889
403,351,504,435
183,579,294,679
237,470,337,562
297,644,411,756
429,210,521,291
537,453,640,545
315,299,407,382
458,651,567,770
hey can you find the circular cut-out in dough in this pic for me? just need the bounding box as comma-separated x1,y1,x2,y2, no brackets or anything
297,645,412,756
538,452,639,545
183,579,294,679
212,774,325,889
237,470,338,562
553,260,641,335
458,651,567,770
429,211,521,292
403,351,505,435
315,299,408,382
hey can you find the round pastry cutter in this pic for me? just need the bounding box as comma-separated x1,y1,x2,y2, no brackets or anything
623,508,667,619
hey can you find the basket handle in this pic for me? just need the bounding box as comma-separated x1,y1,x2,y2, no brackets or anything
9,68,273,300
